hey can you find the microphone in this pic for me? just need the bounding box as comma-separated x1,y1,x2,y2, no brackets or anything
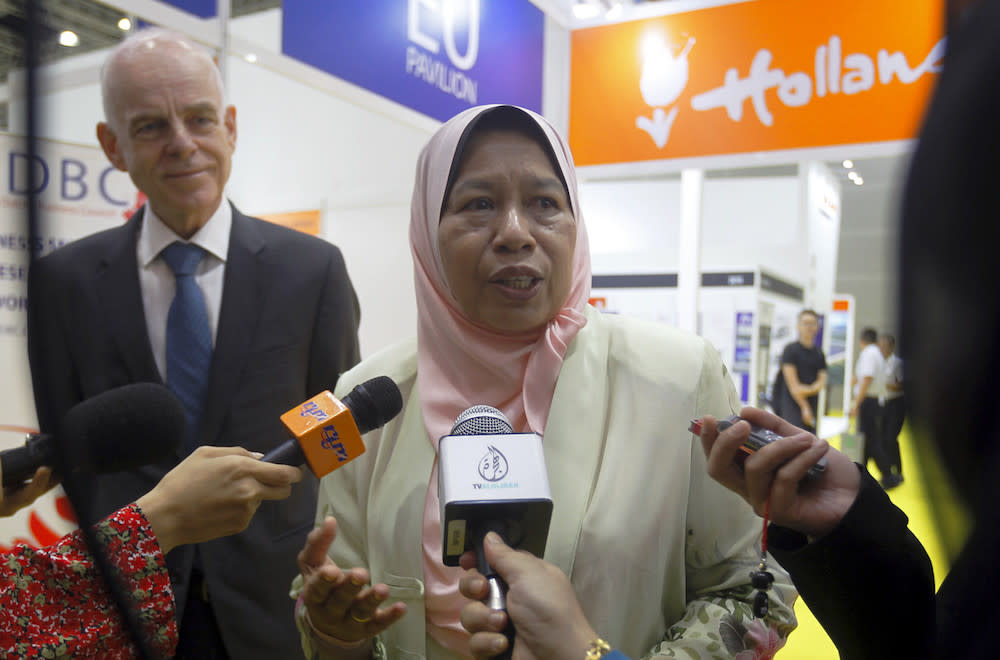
438,405,554,659
1,382,186,487
262,376,403,477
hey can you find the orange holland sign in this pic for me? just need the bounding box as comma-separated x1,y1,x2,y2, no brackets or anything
569,0,945,166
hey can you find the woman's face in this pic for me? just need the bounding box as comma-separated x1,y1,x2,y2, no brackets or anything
438,129,576,334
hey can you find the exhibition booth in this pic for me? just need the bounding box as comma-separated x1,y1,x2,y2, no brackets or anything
0,0,942,600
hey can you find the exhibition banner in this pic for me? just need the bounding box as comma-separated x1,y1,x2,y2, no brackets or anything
282,0,545,122
0,134,138,549
570,0,945,165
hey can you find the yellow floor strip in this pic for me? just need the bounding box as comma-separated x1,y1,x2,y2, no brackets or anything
778,425,948,657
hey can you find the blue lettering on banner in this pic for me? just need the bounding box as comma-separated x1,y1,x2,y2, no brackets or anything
0,264,28,281
320,425,349,462
61,159,87,201
7,152,129,206
0,296,29,311
282,0,543,122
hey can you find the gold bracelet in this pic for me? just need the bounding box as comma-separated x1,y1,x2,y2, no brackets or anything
584,637,612,660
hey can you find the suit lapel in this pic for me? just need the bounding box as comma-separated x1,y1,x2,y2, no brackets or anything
199,207,264,446
97,210,161,384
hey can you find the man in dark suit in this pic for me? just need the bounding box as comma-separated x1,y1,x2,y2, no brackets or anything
26,29,360,659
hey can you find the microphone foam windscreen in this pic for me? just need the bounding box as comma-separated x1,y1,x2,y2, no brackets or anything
59,382,186,473
342,376,403,435
450,405,514,436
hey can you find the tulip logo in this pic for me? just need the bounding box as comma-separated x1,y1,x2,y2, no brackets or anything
636,34,695,148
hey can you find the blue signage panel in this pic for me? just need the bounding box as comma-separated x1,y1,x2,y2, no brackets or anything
282,0,545,122
161,0,216,18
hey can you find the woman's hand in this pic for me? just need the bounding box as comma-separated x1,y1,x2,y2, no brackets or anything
699,406,861,540
0,466,57,518
459,532,597,660
297,517,407,644
137,446,303,554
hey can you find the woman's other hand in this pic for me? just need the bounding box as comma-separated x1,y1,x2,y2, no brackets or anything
297,516,407,645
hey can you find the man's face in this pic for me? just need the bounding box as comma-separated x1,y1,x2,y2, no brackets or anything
797,313,819,345
878,337,892,358
97,41,236,237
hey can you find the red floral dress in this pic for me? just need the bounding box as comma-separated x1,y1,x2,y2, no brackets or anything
0,503,178,658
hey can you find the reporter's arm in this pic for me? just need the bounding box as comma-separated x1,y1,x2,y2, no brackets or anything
0,502,177,658
768,470,935,659
700,407,934,658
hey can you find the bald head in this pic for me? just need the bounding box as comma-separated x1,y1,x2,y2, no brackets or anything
95,27,237,237
101,29,225,132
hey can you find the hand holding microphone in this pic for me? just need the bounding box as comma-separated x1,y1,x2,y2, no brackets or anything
136,446,304,554
459,533,598,660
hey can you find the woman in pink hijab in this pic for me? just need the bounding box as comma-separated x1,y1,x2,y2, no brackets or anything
292,105,797,660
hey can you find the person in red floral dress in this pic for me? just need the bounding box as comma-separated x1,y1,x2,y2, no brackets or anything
0,446,302,658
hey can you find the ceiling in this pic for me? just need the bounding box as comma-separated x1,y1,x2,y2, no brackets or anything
1,0,681,83
0,0,280,84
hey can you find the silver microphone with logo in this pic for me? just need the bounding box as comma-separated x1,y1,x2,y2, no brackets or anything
438,405,553,657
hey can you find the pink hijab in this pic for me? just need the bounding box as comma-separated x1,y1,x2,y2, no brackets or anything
410,105,591,653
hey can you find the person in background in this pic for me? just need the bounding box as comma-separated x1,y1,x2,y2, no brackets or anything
0,446,303,658
879,333,905,487
850,327,893,487
774,309,828,433
26,28,360,659
291,104,797,660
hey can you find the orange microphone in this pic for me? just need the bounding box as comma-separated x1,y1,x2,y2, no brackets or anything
262,376,402,477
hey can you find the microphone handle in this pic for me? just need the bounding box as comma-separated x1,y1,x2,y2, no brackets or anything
0,436,50,486
261,440,306,466
475,523,516,660
485,575,515,660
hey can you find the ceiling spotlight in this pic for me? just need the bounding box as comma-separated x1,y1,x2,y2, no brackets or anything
854,177,864,186
59,30,79,47
573,1,601,19
118,17,132,31
847,171,859,181
842,159,854,169
244,53,258,63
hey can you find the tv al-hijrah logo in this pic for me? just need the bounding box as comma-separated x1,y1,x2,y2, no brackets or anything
478,445,509,482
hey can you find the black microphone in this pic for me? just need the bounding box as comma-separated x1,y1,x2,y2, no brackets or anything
1,382,185,488
262,376,403,477
439,405,554,659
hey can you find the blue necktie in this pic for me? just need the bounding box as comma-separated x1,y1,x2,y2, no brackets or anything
161,242,212,450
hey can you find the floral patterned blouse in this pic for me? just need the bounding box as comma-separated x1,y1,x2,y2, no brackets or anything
0,503,178,658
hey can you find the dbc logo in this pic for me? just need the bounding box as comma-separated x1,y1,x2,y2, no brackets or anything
320,425,349,462
478,445,508,482
7,152,130,206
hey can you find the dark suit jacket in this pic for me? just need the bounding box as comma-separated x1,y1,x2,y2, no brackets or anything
27,204,361,659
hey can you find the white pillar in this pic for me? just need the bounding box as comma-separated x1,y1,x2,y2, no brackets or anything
677,169,704,334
